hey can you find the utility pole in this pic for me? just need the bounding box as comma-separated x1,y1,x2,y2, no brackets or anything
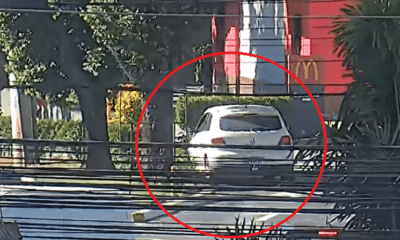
9,73,36,167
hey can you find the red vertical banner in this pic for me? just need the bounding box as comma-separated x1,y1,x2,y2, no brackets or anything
224,26,239,93
211,15,225,93
211,15,217,44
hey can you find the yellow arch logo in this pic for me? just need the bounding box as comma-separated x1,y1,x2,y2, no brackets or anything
295,60,318,81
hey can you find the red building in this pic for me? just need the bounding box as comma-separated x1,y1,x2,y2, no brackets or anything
285,0,354,120
211,0,242,93
211,0,356,120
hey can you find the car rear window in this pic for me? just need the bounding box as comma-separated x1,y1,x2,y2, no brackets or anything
220,114,282,132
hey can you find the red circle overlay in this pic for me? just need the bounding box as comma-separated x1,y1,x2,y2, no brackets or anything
135,51,327,238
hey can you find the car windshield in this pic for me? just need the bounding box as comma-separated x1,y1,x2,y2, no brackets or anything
220,114,282,132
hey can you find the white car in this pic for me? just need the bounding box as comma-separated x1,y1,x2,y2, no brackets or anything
188,105,293,173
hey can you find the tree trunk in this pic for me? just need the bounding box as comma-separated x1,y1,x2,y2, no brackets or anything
391,78,400,145
75,86,115,169
145,90,174,172
140,98,151,142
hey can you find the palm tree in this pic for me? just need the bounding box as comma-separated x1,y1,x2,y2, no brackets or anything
332,0,400,147
328,1,400,237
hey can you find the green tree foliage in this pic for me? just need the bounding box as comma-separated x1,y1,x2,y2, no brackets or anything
0,0,165,169
77,0,162,83
0,0,160,95
193,44,211,82
0,116,11,138
320,1,400,236
0,0,217,168
332,0,400,146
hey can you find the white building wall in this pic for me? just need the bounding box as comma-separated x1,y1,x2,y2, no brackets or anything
1,88,11,116
239,2,256,81
240,0,287,94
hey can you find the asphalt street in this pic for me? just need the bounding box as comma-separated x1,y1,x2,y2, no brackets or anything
0,177,345,240
135,190,344,240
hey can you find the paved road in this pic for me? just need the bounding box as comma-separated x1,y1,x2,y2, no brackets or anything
1,184,140,240
0,176,345,240
135,190,345,240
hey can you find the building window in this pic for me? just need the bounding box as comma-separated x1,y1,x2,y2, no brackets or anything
293,15,302,55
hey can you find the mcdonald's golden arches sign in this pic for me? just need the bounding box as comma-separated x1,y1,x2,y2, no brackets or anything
294,60,319,82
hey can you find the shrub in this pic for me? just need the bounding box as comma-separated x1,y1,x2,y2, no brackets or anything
175,95,290,127
0,116,133,142
0,116,11,138
107,123,133,142
174,95,291,143
107,87,142,125
37,119,84,141
215,215,294,240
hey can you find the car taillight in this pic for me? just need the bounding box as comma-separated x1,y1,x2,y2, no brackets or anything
318,229,339,238
278,135,292,145
211,137,225,145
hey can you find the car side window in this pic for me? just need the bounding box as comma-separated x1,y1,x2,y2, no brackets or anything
196,113,212,132
204,113,212,131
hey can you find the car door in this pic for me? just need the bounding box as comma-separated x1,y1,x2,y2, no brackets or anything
188,113,214,161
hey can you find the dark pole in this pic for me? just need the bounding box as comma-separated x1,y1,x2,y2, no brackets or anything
236,0,241,96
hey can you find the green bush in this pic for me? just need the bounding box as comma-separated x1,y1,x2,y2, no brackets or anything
175,95,290,127
0,116,11,138
108,123,133,142
38,119,84,141
0,116,133,142
215,215,295,240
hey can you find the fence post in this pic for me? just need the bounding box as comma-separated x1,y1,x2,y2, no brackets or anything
391,200,399,238
164,145,173,174
147,144,173,174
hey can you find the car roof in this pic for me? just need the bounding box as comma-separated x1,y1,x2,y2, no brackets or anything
204,105,280,116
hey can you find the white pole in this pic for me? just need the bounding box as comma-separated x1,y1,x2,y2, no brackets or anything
9,73,36,167
9,73,23,166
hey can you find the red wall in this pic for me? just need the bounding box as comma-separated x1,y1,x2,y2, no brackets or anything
286,0,355,118
224,26,239,78
308,1,354,94
211,0,241,93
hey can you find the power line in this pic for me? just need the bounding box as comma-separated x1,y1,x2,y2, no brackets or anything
244,27,335,31
224,59,346,64
240,37,336,41
0,6,400,19
58,0,359,5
